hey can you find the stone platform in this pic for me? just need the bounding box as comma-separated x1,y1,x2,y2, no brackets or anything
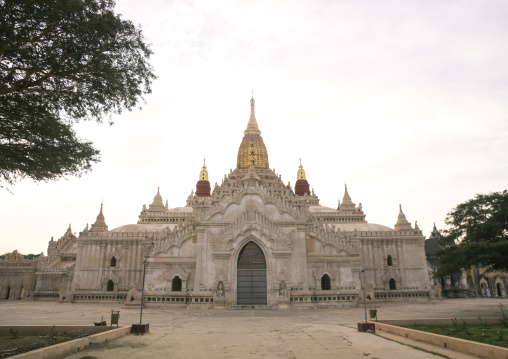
1,298,507,358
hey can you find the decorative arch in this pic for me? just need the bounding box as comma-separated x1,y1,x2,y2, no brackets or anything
204,192,297,223
165,264,190,291
494,276,505,298
228,232,275,306
387,255,393,266
313,262,336,290
172,276,182,291
152,233,195,256
389,278,396,290
236,241,267,305
496,282,504,297
18,284,25,299
1,283,10,300
383,267,401,291
321,274,331,290
309,234,359,256
479,276,490,297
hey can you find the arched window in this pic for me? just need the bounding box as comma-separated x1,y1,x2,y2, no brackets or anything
387,255,393,266
321,274,331,290
1,285,10,300
110,256,116,267
389,278,396,290
497,283,503,297
107,280,114,291
172,276,182,291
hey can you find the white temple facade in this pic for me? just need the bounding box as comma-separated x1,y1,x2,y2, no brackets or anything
0,98,431,307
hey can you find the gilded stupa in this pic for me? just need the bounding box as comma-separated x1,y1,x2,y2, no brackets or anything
236,96,269,169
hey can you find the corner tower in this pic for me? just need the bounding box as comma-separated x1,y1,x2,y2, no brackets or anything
295,159,311,196
236,96,269,169
196,159,211,197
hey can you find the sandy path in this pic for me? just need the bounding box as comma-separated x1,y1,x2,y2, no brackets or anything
2,298,507,358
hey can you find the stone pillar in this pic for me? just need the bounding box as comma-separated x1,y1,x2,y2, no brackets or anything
194,229,205,292
121,244,129,290
295,230,309,293
396,242,406,287
98,243,106,290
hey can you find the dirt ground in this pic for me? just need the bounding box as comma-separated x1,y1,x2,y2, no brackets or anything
2,298,508,359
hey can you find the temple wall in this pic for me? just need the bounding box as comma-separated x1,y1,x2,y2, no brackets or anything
73,236,144,292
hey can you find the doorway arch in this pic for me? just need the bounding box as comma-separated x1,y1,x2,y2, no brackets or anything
387,255,393,266
1,285,10,299
321,274,331,290
389,278,397,290
237,242,267,305
172,276,182,291
497,282,503,297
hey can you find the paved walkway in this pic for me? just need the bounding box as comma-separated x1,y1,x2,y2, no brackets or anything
1,298,507,358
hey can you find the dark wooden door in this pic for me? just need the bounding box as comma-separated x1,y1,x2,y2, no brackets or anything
237,242,267,305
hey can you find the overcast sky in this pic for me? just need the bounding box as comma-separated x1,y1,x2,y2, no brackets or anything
1,0,507,255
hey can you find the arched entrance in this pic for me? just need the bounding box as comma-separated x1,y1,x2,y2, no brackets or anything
237,242,267,305
497,282,503,297
389,278,396,290
321,274,331,290
172,276,182,291
1,285,10,300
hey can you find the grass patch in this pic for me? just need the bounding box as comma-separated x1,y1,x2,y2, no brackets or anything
403,320,508,348
375,333,451,358
0,328,88,357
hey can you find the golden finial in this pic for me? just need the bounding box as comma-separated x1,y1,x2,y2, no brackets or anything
245,94,261,135
297,159,306,180
199,158,209,181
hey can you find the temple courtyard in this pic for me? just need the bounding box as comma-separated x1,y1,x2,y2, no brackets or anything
2,298,508,358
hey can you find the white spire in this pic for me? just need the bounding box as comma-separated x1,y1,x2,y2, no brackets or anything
394,204,413,231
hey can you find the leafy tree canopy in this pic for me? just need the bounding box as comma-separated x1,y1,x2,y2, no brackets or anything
0,0,155,189
436,190,508,276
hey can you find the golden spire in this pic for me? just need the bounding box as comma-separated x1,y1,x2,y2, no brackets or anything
199,158,209,181
237,95,269,169
297,158,306,180
244,94,261,135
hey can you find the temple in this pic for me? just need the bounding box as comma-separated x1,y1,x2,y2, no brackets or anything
0,97,436,307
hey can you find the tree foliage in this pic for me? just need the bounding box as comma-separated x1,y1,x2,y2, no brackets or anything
0,0,155,188
436,190,508,276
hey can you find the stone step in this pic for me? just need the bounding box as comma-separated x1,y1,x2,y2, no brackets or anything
229,305,276,310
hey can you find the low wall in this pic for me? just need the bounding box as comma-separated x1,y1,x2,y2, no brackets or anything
377,317,500,326
373,319,508,359
0,325,112,336
5,326,131,359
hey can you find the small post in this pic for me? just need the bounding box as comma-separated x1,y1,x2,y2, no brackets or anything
139,242,153,326
360,266,367,323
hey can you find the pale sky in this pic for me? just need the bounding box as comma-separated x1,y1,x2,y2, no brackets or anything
1,0,507,255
